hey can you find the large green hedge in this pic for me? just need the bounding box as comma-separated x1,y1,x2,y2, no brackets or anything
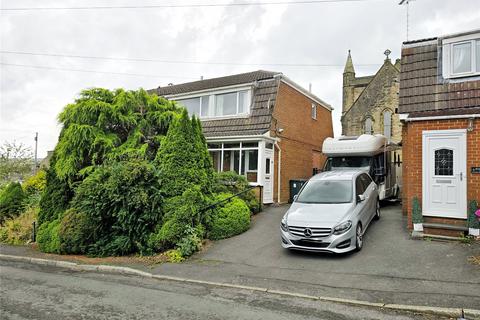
35,88,252,258
213,171,260,213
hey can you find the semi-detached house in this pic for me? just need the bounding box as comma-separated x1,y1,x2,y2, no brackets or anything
151,70,333,204
399,29,480,236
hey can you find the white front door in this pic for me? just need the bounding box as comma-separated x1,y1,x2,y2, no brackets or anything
263,149,274,203
422,130,467,219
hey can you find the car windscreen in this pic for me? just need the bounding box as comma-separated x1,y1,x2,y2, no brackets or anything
328,157,371,170
296,180,353,204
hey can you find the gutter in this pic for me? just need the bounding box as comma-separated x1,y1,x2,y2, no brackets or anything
275,142,282,203
401,114,480,122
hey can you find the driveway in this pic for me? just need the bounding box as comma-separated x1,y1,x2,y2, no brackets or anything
153,203,480,309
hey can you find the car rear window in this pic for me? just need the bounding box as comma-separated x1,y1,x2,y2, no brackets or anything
296,180,353,204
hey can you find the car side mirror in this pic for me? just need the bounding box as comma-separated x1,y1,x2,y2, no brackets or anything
293,194,298,201
357,194,365,203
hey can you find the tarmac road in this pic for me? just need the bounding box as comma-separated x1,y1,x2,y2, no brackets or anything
0,260,446,320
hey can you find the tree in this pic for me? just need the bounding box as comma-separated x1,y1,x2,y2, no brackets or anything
155,110,214,199
0,141,33,183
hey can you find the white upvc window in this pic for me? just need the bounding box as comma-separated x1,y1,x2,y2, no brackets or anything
442,33,480,79
175,88,251,119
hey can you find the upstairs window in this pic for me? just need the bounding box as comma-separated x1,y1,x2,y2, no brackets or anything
442,33,480,78
311,103,317,120
176,89,251,119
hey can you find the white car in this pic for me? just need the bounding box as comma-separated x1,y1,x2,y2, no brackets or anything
280,170,380,253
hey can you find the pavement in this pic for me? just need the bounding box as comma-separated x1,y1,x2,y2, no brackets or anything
0,260,454,320
1,202,479,313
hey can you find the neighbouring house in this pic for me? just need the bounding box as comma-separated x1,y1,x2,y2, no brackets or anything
151,70,333,204
341,50,402,151
399,29,480,236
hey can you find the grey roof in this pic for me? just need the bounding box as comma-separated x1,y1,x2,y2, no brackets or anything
151,70,281,138
154,70,280,96
398,37,480,115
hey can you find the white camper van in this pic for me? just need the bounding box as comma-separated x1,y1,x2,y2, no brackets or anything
322,134,401,200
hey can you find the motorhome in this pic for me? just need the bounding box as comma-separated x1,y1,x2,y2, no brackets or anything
322,134,401,200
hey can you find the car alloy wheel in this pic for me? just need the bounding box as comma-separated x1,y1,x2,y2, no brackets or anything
355,224,363,251
374,200,380,220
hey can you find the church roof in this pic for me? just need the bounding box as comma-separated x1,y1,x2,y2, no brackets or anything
342,59,399,118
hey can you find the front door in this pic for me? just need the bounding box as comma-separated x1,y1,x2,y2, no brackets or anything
263,149,274,203
422,130,467,219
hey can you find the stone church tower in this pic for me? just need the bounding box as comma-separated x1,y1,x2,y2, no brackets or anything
341,50,402,147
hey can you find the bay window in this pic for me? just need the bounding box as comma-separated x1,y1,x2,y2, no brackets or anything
207,142,259,183
175,89,251,119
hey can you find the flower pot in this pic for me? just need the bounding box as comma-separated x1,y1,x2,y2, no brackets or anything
413,223,423,232
469,228,479,236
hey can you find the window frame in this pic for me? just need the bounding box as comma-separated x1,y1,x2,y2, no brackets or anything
172,86,252,120
442,33,480,79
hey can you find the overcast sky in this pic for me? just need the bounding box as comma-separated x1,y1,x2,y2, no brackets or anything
1,0,479,158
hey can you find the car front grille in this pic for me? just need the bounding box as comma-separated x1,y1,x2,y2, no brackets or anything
288,226,331,238
291,240,330,248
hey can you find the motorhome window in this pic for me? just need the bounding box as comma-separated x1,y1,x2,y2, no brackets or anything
330,157,371,169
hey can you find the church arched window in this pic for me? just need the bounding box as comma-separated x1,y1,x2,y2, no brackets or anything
364,117,373,135
383,110,392,139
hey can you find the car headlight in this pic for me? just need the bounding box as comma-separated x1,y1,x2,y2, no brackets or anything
333,220,352,235
280,219,288,232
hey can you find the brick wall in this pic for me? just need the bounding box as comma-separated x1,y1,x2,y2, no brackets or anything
272,82,333,203
402,118,480,228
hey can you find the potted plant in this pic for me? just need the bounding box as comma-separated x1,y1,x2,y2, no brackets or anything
468,200,480,237
412,197,423,232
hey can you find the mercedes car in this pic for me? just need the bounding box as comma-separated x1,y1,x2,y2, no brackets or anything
280,170,380,253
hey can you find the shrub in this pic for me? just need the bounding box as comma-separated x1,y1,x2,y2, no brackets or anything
73,160,162,256
213,171,260,213
468,200,479,229
23,170,47,195
412,197,422,224
37,219,61,253
148,187,207,252
164,249,184,263
0,207,37,245
176,225,203,257
0,182,26,223
38,156,73,225
207,193,250,240
59,208,94,254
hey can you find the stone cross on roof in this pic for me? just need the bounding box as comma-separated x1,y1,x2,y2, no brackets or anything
384,49,392,60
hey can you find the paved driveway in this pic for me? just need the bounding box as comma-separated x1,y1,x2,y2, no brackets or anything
155,203,480,309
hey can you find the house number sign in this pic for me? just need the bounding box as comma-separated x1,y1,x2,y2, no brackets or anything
472,167,480,174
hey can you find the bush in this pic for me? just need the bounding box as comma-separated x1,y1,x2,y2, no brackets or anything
37,219,61,253
0,207,37,245
468,200,479,229
59,208,94,254
148,187,207,252
164,249,184,263
207,193,250,240
213,171,260,213
73,160,162,256
38,157,73,225
176,225,203,257
23,170,47,195
0,182,26,223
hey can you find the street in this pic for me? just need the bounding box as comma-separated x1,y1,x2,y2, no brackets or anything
0,260,448,320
